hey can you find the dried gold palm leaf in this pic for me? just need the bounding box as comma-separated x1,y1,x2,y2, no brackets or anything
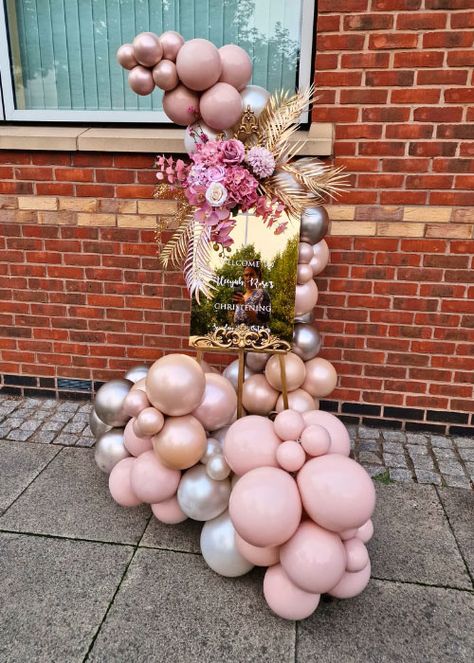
184,224,217,304
282,160,349,200
159,216,193,269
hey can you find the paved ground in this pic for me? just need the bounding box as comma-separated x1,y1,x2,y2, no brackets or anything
0,397,473,661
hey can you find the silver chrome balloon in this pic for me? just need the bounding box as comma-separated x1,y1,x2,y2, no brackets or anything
177,464,231,521
200,437,222,464
206,454,231,481
223,359,253,390
294,310,315,324
89,408,112,439
200,510,254,577
245,352,269,373
300,206,329,245
240,84,270,117
292,323,322,362
94,428,130,474
124,365,148,384
94,379,133,427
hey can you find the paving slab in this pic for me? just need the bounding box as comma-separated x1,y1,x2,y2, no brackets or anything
0,439,60,514
369,483,471,589
297,580,474,663
141,515,202,553
0,448,150,545
436,487,474,579
0,532,132,663
88,548,294,663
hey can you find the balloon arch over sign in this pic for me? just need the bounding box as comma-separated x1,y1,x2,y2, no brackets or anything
91,31,375,621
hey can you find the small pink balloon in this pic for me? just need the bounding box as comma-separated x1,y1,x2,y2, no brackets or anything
302,410,351,456
176,38,221,91
235,534,280,567
229,466,302,548
159,31,185,61
298,242,314,264
218,44,252,90
295,279,318,317
116,43,138,70
329,560,371,599
223,415,280,476
199,82,243,131
280,521,346,594
310,239,330,276
152,59,179,90
276,389,316,414
151,496,187,524
276,441,306,472
123,389,150,418
265,352,306,392
357,519,374,543
162,84,200,126
128,66,155,96
136,407,165,437
132,32,163,67
340,528,359,541
123,419,153,457
274,410,305,441
302,357,338,398
109,458,141,507
297,263,314,284
263,564,320,621
300,424,331,457
192,373,237,431
297,455,376,532
344,538,369,573
130,450,180,504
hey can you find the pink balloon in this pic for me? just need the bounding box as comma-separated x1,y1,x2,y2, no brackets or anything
297,263,314,284
302,410,350,456
123,419,153,457
116,43,138,70
357,519,374,543
235,533,280,567
199,82,243,131
223,415,280,475
263,564,320,621
344,538,369,573
130,450,180,504
229,466,302,547
297,455,376,532
300,424,331,457
276,441,306,472
123,389,150,417
273,410,305,442
329,560,371,599
159,31,185,61
109,458,141,507
218,44,252,90
340,528,359,541
162,84,200,126
302,357,338,398
295,279,318,317
298,242,314,264
242,374,279,416
132,32,163,67
176,38,221,91
151,496,187,524
192,373,237,431
152,59,179,90
310,239,330,276
275,389,316,414
128,66,155,96
136,407,165,436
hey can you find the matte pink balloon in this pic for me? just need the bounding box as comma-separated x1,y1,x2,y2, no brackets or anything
242,374,279,416
199,82,243,131
302,357,338,398
123,419,153,457
295,279,318,317
116,43,138,70
152,59,179,90
123,389,150,417
162,84,201,126
176,38,221,91
357,519,374,543
275,389,316,414
276,441,306,472
130,450,180,504
132,32,163,67
136,407,165,436
235,533,280,567
300,424,331,457
128,66,155,96
274,410,305,441
265,352,306,392
229,466,302,547
298,242,314,264
280,521,346,594
192,373,237,431
109,458,141,507
218,44,252,90
297,455,376,532
159,31,185,61
223,415,280,475
340,528,359,541
151,496,187,524
344,538,369,572
310,239,330,276
329,560,371,599
263,564,320,621
297,263,313,284
302,410,351,456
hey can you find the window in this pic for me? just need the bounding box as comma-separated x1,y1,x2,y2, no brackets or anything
0,0,316,123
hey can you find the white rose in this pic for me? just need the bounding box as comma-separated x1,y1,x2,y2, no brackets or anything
205,181,228,207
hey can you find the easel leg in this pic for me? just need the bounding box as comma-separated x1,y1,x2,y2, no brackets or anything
237,349,245,419
278,354,289,410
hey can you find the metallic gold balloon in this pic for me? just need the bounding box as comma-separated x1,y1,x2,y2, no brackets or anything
146,354,206,416
136,407,164,436
124,365,148,384
300,206,329,245
292,323,322,362
276,389,317,413
223,359,253,389
95,428,130,474
240,84,270,117
177,464,231,521
245,352,269,373
302,357,338,398
200,510,254,577
206,454,231,481
265,352,306,392
89,408,112,439
242,374,279,416
94,379,132,427
153,414,207,470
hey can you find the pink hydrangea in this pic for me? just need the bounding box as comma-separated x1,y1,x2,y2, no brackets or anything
225,165,259,210
192,140,222,167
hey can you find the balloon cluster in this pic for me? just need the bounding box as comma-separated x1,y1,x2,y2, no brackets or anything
117,32,254,131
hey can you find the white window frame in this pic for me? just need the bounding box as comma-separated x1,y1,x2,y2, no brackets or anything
0,0,316,124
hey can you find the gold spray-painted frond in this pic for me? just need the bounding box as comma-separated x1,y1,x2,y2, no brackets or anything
184,223,217,304
159,217,194,269
154,183,194,266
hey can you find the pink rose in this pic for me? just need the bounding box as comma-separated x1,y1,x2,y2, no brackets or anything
219,139,245,165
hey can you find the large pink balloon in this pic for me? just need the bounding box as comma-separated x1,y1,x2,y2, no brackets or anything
263,564,320,621
302,357,338,398
242,374,279,416
302,410,351,456
176,38,221,91
130,450,181,504
162,84,201,126
218,44,252,90
294,279,318,317
265,352,306,392
123,388,150,418
146,354,205,416
133,32,163,67
274,410,305,441
128,66,155,96
152,59,179,91
357,519,374,543
275,389,316,414
280,521,346,594
344,538,369,573
116,43,138,70
199,82,243,131
159,31,185,61
109,458,141,507
192,373,237,431
152,496,187,524
223,415,280,475
123,419,153,457
229,466,302,547
297,455,376,532
310,239,330,276
328,560,371,599
235,533,280,567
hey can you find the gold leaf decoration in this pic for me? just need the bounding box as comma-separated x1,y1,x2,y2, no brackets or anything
183,224,216,304
159,217,193,269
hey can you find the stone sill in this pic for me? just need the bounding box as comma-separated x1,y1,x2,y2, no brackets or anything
0,123,334,156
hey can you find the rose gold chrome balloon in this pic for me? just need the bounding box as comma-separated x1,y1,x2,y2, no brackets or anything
152,59,179,91
132,32,163,67
128,66,155,96
116,43,138,70
159,31,185,61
